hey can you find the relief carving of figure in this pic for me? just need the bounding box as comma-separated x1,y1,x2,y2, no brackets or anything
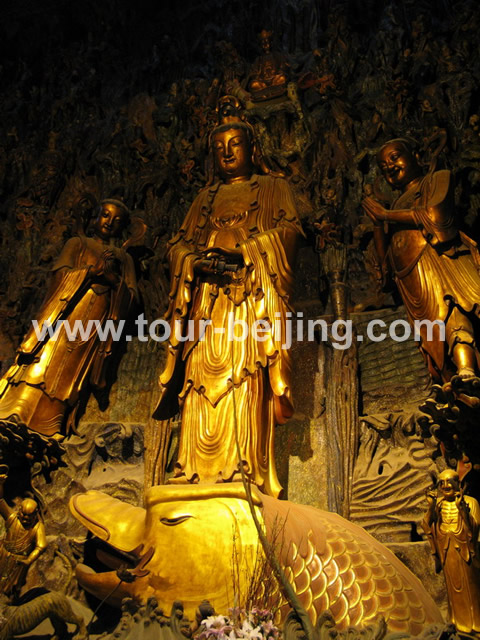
247,30,290,102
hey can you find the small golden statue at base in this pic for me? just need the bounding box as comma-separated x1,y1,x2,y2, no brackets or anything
154,100,303,497
0,467,47,600
422,469,480,634
0,199,138,437
362,137,480,385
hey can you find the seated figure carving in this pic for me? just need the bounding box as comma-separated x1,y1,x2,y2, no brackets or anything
247,29,290,102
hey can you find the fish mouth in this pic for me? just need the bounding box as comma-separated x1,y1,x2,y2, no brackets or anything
75,537,154,607
75,563,139,608
70,490,152,607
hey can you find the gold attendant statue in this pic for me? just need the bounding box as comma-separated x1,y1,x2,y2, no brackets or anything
0,200,137,436
0,470,47,599
362,138,480,382
423,469,480,634
154,111,302,497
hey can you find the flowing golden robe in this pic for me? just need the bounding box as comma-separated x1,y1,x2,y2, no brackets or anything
154,174,302,497
423,495,480,633
0,236,137,436
386,170,480,379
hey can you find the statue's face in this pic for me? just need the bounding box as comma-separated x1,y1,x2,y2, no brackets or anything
438,473,459,500
377,142,421,190
19,500,38,528
261,35,272,53
94,203,126,240
213,128,252,182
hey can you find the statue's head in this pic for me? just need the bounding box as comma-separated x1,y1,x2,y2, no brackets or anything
437,469,460,499
377,139,422,191
18,498,39,528
259,29,273,53
94,200,130,240
211,122,254,184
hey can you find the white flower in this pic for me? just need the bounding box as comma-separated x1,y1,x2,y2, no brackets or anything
237,620,263,640
203,615,230,630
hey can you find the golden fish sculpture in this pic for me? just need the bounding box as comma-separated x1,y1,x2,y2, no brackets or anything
70,484,442,633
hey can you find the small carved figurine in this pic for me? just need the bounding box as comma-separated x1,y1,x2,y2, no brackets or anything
0,469,47,600
247,30,289,101
422,469,480,634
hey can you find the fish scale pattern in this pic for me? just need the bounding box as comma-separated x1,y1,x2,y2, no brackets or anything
260,497,439,634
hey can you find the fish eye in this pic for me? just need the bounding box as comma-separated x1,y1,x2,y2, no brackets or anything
159,515,193,526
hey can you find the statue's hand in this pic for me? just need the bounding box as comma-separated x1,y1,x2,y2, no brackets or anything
90,254,107,277
362,196,386,225
103,252,121,286
195,248,244,276
204,247,244,271
455,487,466,509
90,250,119,283
193,257,219,276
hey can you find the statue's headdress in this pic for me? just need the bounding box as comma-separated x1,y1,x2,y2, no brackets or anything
208,95,255,146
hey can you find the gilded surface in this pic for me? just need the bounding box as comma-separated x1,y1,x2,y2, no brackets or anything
363,140,480,381
154,125,302,497
247,30,289,100
0,203,137,436
423,469,480,633
69,483,442,633
0,474,47,597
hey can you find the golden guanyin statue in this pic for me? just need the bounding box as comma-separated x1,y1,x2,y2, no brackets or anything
247,29,289,102
0,200,137,436
423,469,480,633
153,106,303,497
362,138,480,382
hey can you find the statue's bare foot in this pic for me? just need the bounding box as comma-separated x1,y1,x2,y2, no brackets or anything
456,367,477,381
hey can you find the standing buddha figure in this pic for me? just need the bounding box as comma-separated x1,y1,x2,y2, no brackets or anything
154,106,303,497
